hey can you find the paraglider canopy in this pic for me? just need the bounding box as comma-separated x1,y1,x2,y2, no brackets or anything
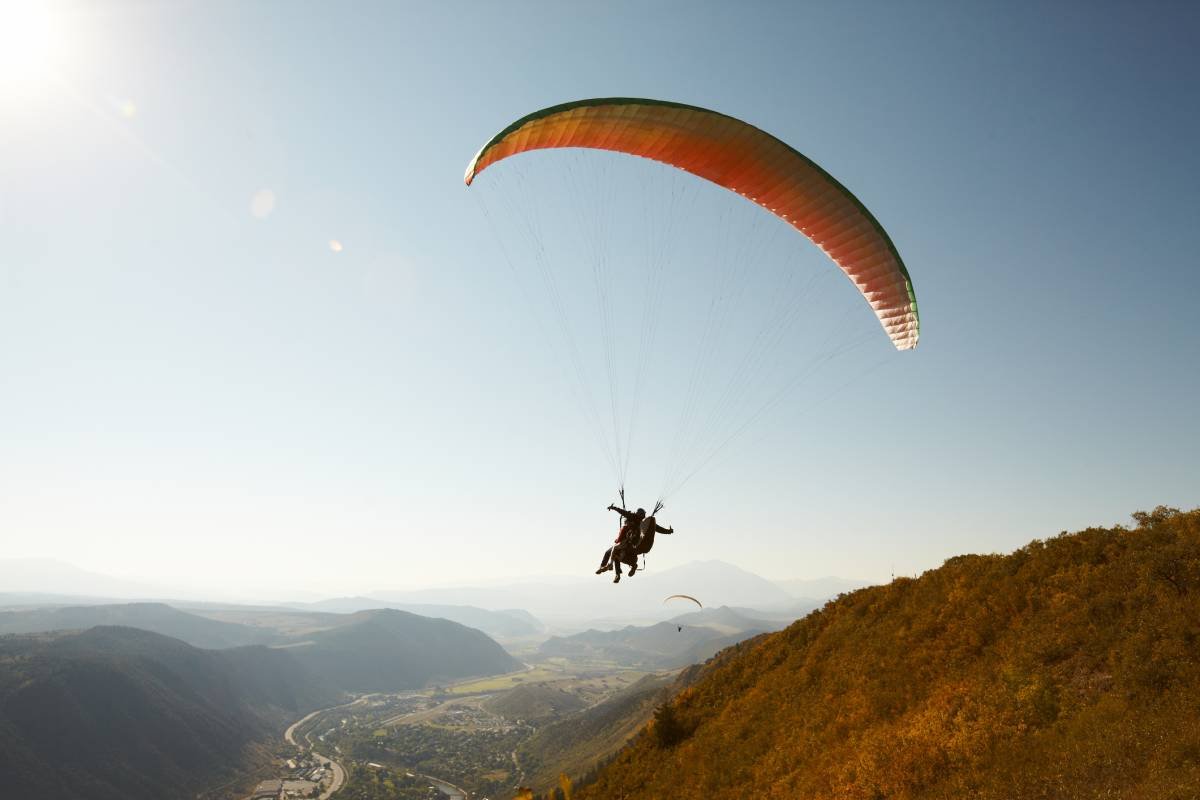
466,97,921,507
663,594,703,608
465,97,919,350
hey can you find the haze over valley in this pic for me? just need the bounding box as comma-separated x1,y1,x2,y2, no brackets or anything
0,557,844,799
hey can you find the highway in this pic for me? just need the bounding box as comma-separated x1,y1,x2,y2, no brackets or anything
284,704,353,799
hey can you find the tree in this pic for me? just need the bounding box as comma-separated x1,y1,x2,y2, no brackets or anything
650,700,687,748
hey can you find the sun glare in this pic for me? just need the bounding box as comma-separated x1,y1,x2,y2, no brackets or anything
0,2,65,95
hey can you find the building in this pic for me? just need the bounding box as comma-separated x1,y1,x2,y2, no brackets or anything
251,779,282,799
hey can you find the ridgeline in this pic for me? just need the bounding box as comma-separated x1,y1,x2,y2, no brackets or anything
571,506,1200,800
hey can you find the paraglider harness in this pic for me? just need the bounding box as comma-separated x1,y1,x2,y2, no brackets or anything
613,490,663,573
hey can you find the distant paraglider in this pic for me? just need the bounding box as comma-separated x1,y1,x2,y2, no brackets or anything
664,594,702,633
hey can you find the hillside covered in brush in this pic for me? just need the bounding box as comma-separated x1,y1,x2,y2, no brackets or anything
0,626,341,800
575,506,1200,800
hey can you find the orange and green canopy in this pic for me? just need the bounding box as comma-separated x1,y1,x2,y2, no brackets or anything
465,98,919,350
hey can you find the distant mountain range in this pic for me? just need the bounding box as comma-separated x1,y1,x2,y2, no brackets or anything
0,602,275,649
370,560,803,625
0,626,340,800
0,559,157,598
538,606,780,669
0,557,862,631
0,600,523,693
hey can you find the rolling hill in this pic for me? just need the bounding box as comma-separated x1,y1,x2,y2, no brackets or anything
0,626,340,800
575,506,1200,799
281,608,522,692
665,606,781,635
484,683,588,722
290,597,544,638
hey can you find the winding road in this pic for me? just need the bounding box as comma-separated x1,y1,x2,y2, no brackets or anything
284,706,350,799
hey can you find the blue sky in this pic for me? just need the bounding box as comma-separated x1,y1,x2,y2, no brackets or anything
1,1,1197,598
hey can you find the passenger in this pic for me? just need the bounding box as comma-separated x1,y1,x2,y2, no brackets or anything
596,505,646,583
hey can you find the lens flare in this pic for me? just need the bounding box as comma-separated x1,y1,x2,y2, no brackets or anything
250,189,276,219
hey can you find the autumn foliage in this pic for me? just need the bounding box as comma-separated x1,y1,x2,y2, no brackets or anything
573,507,1200,799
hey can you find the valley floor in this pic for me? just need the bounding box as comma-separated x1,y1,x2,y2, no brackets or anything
252,657,660,799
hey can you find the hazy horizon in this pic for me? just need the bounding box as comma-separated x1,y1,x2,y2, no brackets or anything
0,554,868,606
